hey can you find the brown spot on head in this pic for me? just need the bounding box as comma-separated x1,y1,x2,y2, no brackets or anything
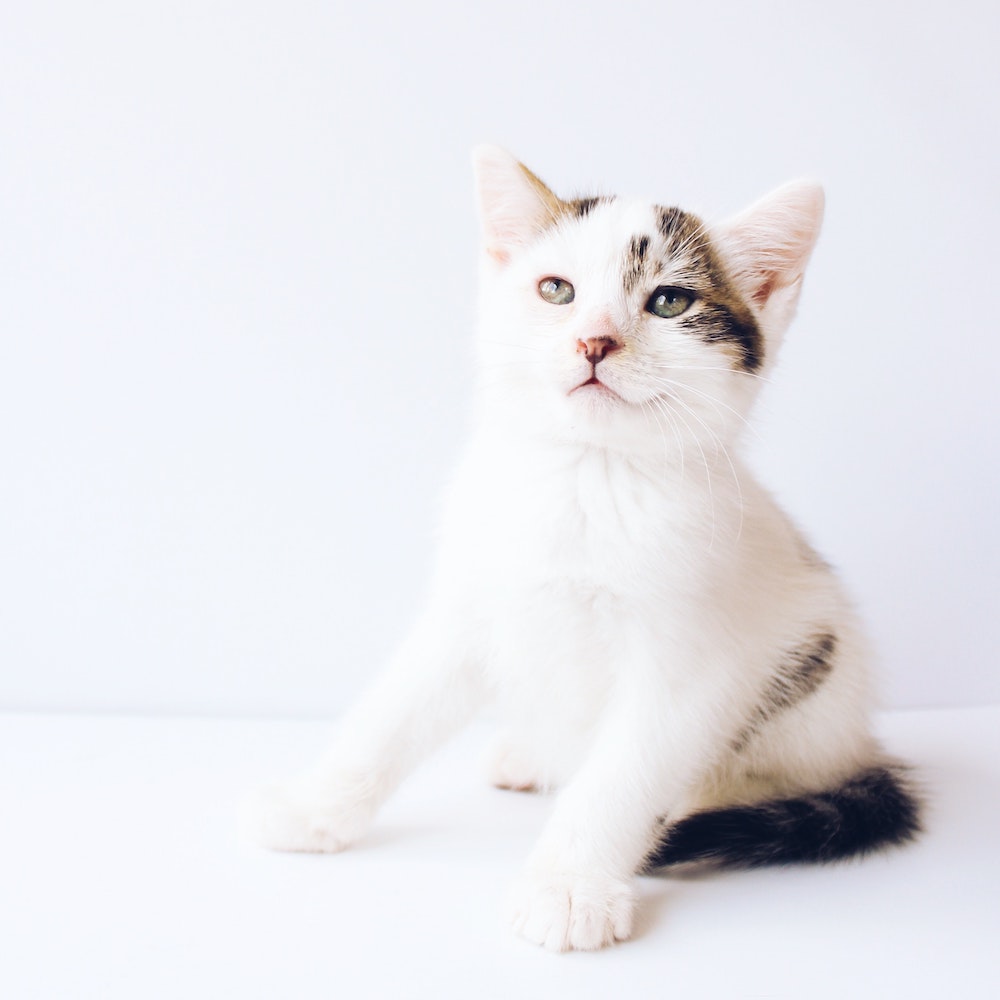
653,203,764,371
569,195,612,218
623,234,652,295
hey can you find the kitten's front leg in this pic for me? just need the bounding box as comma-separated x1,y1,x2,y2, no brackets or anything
507,744,649,951
243,608,481,853
509,636,734,951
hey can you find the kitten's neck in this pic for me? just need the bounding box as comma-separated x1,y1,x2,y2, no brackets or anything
471,406,746,509
472,396,742,483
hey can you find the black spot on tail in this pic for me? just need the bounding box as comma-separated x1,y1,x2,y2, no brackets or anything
644,765,922,872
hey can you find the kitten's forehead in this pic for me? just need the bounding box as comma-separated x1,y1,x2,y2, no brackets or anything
556,198,716,289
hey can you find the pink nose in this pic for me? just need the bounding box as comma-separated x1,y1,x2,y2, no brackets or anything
577,336,620,365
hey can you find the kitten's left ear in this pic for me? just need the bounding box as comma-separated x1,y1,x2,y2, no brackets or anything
714,181,825,316
472,145,563,264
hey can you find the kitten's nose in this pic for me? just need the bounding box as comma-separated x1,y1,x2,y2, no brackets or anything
577,336,621,365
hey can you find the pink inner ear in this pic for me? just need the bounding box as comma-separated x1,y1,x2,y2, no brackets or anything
716,181,824,313
473,147,564,265
753,273,777,306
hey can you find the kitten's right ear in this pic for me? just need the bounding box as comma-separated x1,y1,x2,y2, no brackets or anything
472,145,562,264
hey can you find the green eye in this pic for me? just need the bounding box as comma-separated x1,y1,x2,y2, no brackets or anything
646,286,695,318
538,277,575,305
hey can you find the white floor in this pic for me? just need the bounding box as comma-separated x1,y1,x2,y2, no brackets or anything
3,706,998,999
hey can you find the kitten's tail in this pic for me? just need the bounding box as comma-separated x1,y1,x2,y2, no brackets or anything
645,765,921,871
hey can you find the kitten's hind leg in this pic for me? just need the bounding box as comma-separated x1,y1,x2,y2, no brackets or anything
487,733,545,793
242,607,483,853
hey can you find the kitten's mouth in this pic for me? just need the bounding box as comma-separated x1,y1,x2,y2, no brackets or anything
571,375,622,399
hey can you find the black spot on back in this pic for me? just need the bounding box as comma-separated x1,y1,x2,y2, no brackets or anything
731,633,837,753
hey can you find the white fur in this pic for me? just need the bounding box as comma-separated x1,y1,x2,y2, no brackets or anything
244,148,880,952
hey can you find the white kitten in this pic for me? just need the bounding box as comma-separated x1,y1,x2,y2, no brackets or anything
244,147,920,952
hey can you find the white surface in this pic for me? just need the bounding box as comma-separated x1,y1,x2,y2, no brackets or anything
1,2,999,717
2,706,998,999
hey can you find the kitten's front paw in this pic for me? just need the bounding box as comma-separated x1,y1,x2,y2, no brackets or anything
508,869,636,952
240,775,375,854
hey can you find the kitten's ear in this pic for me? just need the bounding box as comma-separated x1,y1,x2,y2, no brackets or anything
715,181,825,314
472,145,562,264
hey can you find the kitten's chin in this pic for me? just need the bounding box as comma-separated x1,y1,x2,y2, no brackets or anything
552,381,649,450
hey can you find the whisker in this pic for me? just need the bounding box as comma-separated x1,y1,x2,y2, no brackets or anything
644,374,761,442
649,362,773,385
660,388,745,544
644,396,686,485
652,394,716,548
665,225,712,264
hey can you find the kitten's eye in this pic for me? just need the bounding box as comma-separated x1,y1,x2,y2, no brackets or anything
538,277,575,305
646,286,695,319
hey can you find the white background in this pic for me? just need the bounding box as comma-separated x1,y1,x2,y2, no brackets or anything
2,0,998,717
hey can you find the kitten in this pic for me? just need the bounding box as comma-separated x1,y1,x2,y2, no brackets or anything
245,147,921,952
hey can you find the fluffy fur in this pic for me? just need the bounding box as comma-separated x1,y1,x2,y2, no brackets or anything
244,147,920,952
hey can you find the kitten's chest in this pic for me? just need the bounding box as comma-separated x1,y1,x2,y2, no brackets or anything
453,442,684,591
444,443,696,763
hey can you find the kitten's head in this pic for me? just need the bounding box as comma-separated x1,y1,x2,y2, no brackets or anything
472,146,824,455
